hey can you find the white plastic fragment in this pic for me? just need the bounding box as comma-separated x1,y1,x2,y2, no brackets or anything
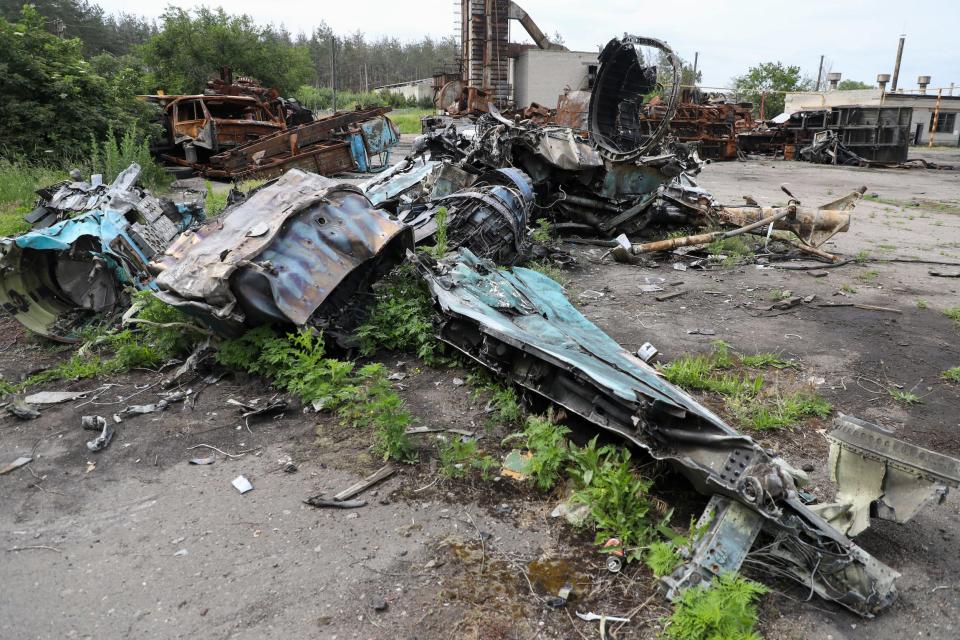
232,475,253,494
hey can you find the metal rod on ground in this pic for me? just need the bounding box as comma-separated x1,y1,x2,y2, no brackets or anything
613,206,795,257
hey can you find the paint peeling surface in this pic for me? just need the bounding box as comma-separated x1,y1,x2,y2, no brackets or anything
151,169,413,338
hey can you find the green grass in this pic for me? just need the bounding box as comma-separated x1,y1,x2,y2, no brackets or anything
853,250,870,264
942,367,960,383
945,307,960,327
659,341,830,431
888,388,921,405
841,283,857,294
388,108,433,135
438,437,497,480
707,236,753,266
522,413,570,491
524,261,571,288
530,218,554,245
857,270,879,282
3,292,205,393
730,391,832,430
739,352,797,369
917,299,929,309
0,161,65,236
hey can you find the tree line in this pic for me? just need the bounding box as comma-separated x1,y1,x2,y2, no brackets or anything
0,2,456,159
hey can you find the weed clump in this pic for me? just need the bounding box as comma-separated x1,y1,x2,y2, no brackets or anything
645,540,683,578
355,266,445,364
945,307,960,327
942,367,960,383
217,326,415,461
568,438,654,560
665,573,768,640
522,414,570,490
439,438,497,480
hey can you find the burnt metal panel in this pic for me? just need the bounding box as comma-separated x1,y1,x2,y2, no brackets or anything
152,169,413,336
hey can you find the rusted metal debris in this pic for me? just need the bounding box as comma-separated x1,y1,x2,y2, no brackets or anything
150,169,412,342
144,70,397,180
738,106,913,165
641,98,756,161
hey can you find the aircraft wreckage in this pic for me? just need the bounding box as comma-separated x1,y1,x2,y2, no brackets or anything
1,34,957,618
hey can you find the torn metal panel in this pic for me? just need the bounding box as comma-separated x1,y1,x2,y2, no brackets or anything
811,415,960,536
411,248,960,617
0,164,203,341
151,169,413,339
589,35,681,163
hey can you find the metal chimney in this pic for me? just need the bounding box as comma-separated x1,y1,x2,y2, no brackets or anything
877,73,890,91
918,75,931,95
827,72,842,90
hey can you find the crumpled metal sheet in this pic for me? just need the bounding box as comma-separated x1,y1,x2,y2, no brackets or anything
0,164,203,341
413,248,909,617
152,169,413,335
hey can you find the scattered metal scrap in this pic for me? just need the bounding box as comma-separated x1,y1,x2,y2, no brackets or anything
0,163,204,341
412,247,960,616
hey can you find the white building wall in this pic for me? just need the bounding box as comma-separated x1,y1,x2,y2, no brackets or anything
513,50,596,108
783,90,884,114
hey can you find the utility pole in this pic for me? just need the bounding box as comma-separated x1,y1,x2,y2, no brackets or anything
891,35,905,92
692,51,699,85
330,36,338,113
815,55,824,91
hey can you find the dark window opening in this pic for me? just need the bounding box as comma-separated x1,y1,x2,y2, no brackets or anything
929,112,956,133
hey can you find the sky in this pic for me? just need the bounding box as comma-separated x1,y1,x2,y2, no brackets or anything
95,0,959,92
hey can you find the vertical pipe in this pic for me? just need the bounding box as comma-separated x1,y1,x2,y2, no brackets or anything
891,35,905,92
929,88,943,148
692,51,699,85
815,55,824,92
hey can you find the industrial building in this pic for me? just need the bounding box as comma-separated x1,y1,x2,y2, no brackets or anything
785,74,960,146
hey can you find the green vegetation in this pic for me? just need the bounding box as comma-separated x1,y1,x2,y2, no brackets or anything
524,261,571,288
732,62,812,118
888,388,921,405
0,6,156,159
439,437,497,480
841,283,857,294
428,206,448,257
205,182,229,217
857,269,879,282
917,299,929,310
217,326,415,461
388,108,435,135
659,341,830,430
88,129,168,190
945,307,960,327
5,292,204,392
569,438,654,560
522,414,571,490
468,369,524,426
531,218,554,245
942,367,960,383
141,7,312,95
0,162,63,237
665,573,768,640
853,250,870,264
707,236,753,266
355,266,444,364
730,390,832,430
645,540,683,578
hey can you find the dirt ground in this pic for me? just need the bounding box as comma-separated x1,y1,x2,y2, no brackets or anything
2,145,960,640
